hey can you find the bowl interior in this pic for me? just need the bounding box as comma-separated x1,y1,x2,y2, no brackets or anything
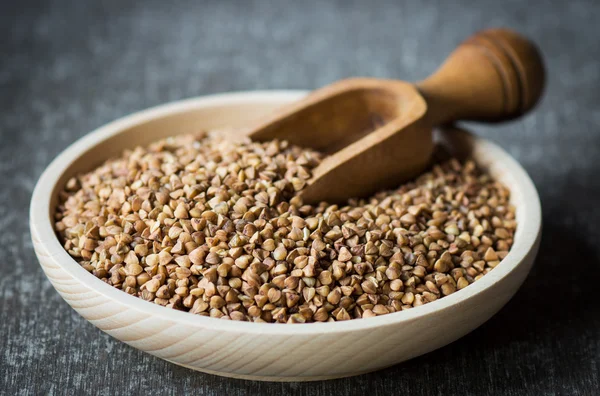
31,90,541,334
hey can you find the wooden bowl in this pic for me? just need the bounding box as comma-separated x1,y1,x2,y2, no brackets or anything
30,91,541,382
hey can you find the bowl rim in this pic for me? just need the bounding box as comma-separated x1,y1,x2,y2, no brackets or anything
30,90,542,335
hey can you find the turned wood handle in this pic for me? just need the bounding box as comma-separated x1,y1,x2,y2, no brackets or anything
416,28,545,125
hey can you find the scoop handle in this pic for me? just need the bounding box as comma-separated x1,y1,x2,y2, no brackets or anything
416,28,545,125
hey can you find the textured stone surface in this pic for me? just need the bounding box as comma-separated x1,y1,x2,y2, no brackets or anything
1,0,599,394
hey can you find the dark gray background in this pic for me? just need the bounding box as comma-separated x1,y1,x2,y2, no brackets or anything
1,0,599,395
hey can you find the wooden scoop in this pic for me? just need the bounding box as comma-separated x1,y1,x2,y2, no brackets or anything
247,28,545,203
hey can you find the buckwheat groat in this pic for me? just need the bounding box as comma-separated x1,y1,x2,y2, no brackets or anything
55,131,516,323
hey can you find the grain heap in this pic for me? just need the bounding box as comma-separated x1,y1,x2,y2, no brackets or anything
55,131,516,323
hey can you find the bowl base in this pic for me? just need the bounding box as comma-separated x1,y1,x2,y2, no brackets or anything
166,358,386,382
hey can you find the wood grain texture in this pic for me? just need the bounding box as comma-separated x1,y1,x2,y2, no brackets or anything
247,29,545,203
2,0,600,394
418,29,545,125
29,92,541,381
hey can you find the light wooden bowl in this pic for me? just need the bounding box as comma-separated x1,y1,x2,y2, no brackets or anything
30,91,541,382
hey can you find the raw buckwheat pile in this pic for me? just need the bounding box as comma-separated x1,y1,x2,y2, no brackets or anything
55,131,516,323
